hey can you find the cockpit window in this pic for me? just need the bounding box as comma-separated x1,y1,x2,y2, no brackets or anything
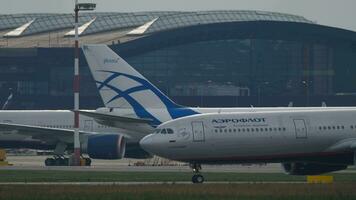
157,128,174,134
167,128,174,134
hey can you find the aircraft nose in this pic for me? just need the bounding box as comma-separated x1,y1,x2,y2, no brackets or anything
139,134,155,153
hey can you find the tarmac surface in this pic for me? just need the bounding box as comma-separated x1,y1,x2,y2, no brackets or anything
1,155,355,185
2,155,355,174
3,155,284,173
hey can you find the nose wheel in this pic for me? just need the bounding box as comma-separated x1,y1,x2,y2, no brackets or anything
190,163,204,184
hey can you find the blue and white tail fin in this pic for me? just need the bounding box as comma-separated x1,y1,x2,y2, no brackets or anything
82,44,197,124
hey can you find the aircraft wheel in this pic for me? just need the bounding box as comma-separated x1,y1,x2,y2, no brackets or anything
192,174,204,184
84,158,92,166
62,158,69,166
45,158,55,166
55,158,63,166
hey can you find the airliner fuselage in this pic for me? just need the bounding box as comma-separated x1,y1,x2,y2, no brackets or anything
141,109,356,166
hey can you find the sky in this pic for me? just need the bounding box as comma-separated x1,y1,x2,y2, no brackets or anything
1,0,356,31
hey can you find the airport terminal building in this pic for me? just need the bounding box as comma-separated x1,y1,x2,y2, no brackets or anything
0,10,356,109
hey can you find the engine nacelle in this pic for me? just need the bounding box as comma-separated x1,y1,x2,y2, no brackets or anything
84,134,126,159
282,162,347,175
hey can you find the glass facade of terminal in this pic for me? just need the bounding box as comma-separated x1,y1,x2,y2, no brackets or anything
0,36,355,109
127,39,356,106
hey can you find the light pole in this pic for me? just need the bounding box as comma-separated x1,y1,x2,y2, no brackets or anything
73,1,96,166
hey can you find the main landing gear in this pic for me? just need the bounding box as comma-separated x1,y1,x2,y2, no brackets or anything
44,155,92,166
83,157,92,166
190,163,204,184
45,155,69,166
44,142,91,166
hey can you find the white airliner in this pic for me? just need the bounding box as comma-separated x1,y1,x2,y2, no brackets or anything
140,110,356,183
0,110,149,166
82,44,356,182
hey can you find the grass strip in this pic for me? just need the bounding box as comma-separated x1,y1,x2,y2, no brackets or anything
1,183,356,200
0,170,356,183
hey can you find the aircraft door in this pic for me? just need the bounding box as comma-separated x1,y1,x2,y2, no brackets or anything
84,120,93,132
293,119,307,139
191,121,205,142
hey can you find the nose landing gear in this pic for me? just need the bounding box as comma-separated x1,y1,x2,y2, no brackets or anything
190,163,204,184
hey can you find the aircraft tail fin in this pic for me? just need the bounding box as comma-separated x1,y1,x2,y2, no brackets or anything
82,44,181,110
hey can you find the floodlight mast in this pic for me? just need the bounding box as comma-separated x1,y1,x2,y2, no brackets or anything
73,0,96,166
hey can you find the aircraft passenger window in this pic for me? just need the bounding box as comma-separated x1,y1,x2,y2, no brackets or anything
238,129,241,132
246,128,250,132
220,129,223,133
167,129,174,134
341,126,345,129
283,128,286,131
233,129,236,132
328,126,331,130
215,129,218,133
161,129,167,134
337,126,340,129
242,128,245,132
224,129,227,133
251,128,254,132
323,126,326,130
319,127,322,130
278,128,282,131
351,126,354,129
265,128,268,132
273,128,277,131
332,126,336,130
255,128,259,132
269,128,273,131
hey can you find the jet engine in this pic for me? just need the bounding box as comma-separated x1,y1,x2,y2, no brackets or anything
282,162,347,175
83,134,126,159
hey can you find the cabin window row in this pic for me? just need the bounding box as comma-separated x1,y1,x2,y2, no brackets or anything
98,125,110,128
41,125,73,129
39,124,109,129
318,126,345,131
214,127,287,133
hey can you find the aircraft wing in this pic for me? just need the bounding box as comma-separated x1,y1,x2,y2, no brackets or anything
78,110,152,124
326,139,356,152
0,122,93,144
78,110,154,134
